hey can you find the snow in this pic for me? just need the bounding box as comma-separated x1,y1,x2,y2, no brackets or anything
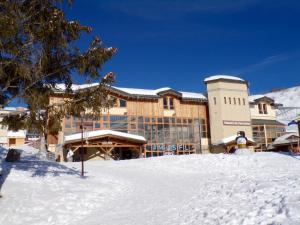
2,145,300,225
273,133,299,145
64,129,146,143
180,91,206,100
7,130,26,138
248,94,265,102
54,84,207,100
54,83,100,92
218,135,255,145
265,86,300,107
204,75,245,82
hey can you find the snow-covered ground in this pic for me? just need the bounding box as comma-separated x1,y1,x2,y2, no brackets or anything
1,145,300,225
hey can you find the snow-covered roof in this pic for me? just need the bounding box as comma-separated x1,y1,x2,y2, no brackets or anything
217,135,255,145
248,95,265,102
54,83,207,101
64,130,147,144
7,130,27,138
204,75,245,83
273,133,299,146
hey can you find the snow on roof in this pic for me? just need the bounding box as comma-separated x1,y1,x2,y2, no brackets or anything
204,75,245,83
64,130,147,144
248,95,265,102
217,135,255,145
7,130,27,138
54,84,206,100
273,133,299,145
180,91,206,99
113,86,207,100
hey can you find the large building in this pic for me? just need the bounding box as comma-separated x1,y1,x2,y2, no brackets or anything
48,75,286,161
50,85,210,160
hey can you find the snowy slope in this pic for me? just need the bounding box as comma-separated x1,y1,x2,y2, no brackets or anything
1,145,300,225
264,86,300,107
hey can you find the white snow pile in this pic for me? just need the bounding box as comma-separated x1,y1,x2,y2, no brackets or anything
1,145,300,225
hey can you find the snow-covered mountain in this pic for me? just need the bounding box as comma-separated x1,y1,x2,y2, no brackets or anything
264,86,300,107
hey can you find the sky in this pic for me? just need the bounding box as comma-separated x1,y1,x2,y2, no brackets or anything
65,0,300,95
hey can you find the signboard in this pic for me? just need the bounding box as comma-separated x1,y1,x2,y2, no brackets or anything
151,144,192,151
223,120,251,126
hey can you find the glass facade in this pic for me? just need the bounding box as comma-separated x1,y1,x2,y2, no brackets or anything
64,115,208,157
252,124,285,150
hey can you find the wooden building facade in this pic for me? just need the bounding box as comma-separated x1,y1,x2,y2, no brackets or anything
50,86,210,160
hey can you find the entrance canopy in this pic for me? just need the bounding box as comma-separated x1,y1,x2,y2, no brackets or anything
63,130,147,160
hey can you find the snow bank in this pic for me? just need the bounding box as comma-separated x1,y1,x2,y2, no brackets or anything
1,146,300,225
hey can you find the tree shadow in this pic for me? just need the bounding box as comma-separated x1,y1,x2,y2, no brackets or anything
0,146,81,196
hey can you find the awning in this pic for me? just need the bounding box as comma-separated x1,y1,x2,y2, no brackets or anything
251,119,285,126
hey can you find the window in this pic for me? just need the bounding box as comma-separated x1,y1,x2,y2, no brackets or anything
163,97,168,109
258,103,263,114
95,123,100,129
229,97,231,104
243,98,245,105
169,98,174,110
119,99,127,107
163,97,175,110
238,98,241,105
234,98,236,105
263,104,268,114
213,97,217,105
259,103,268,114
224,97,227,104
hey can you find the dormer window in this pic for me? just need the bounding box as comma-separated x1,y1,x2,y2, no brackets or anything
163,97,175,110
258,103,268,114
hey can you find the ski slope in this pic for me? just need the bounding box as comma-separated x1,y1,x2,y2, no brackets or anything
1,145,300,225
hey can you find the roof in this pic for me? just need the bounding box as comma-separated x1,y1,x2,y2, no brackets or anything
273,133,299,146
248,95,266,102
217,135,255,146
64,130,147,145
204,75,245,83
54,84,207,101
251,119,285,126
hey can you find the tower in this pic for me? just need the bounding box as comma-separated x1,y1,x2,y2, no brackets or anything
205,75,253,147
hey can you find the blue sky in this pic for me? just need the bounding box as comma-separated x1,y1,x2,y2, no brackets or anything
66,0,300,95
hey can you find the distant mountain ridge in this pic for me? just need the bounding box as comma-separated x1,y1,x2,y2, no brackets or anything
264,85,300,107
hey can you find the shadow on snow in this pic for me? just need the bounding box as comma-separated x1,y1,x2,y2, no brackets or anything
0,146,81,194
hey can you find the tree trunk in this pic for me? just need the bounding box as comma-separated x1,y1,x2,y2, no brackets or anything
39,133,48,160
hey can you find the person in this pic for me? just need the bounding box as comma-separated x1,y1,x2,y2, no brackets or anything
66,149,74,162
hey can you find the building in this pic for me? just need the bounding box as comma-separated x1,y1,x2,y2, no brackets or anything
0,107,27,148
204,75,253,152
48,75,288,161
50,86,210,160
249,95,286,150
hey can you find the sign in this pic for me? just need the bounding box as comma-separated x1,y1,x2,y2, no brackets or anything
151,144,192,151
223,120,251,126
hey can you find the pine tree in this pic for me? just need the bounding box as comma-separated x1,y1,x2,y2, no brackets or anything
0,0,117,152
